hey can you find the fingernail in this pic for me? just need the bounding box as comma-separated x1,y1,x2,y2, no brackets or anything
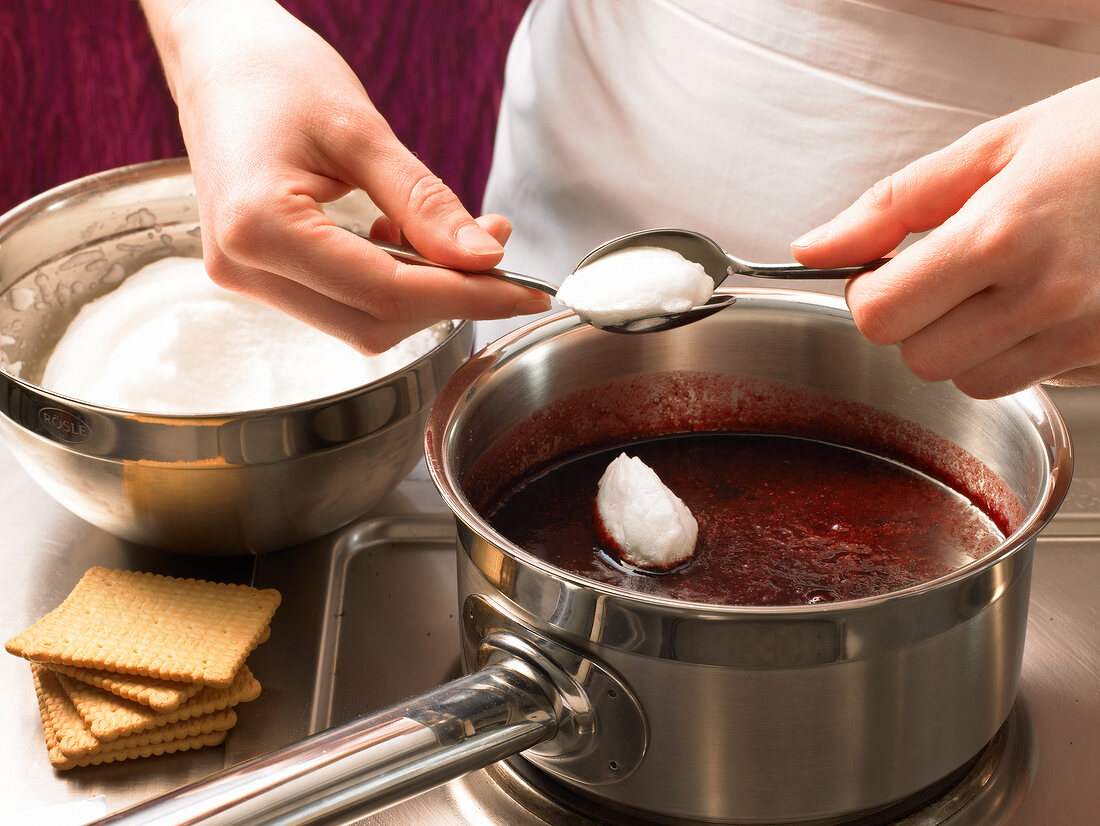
456,222,502,255
514,296,552,315
792,220,833,250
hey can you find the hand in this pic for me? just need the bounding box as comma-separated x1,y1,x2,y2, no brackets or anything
141,0,549,353
791,77,1100,399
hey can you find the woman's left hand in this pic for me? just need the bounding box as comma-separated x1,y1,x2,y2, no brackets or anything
791,77,1100,399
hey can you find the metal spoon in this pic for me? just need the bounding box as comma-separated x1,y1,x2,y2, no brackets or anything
368,229,888,334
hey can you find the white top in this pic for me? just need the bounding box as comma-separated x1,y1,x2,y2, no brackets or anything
478,0,1100,344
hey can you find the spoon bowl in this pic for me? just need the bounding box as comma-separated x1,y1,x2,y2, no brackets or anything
368,229,888,334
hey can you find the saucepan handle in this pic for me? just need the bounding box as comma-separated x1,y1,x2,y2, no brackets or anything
90,655,558,826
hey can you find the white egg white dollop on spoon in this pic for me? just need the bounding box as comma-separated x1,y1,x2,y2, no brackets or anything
556,246,714,328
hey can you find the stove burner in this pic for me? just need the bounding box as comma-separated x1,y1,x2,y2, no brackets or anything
457,701,1033,825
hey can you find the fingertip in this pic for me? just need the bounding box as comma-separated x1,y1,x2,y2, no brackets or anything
845,284,900,347
475,213,513,246
456,222,504,257
513,294,552,315
951,373,1010,401
790,220,834,255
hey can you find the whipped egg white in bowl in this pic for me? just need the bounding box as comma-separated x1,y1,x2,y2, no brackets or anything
0,158,473,554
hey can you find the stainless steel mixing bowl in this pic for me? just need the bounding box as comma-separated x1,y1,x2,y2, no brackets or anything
0,158,473,554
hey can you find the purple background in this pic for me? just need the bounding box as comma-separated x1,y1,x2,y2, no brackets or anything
0,1,529,216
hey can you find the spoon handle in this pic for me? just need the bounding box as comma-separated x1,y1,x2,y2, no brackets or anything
367,238,559,296
733,258,891,279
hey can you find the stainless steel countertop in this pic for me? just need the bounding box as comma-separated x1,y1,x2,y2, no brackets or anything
3,386,1098,825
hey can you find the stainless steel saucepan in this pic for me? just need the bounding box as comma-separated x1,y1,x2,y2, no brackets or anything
94,290,1071,825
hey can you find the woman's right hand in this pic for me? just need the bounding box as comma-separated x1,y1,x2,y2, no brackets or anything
791,77,1100,399
140,0,550,353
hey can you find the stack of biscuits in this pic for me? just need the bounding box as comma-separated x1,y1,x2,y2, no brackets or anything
4,566,281,770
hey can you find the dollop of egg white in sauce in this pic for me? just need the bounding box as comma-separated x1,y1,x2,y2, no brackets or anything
596,453,698,571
